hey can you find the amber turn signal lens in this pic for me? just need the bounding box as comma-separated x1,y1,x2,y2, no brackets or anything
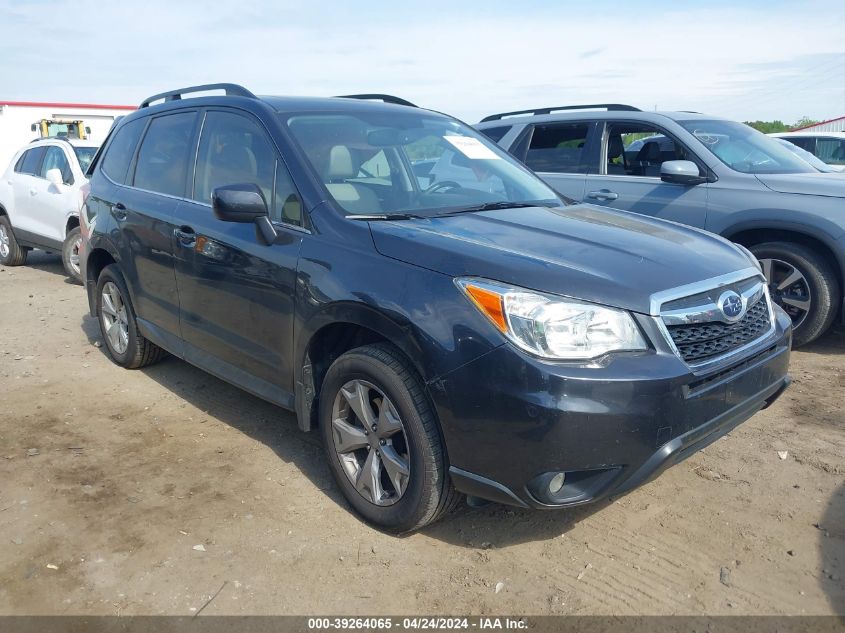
464,284,508,333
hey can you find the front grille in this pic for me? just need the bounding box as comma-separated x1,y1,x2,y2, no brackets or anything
666,297,772,363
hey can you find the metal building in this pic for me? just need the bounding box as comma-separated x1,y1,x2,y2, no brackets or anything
792,115,845,133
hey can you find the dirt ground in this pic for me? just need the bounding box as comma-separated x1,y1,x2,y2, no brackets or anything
0,251,843,616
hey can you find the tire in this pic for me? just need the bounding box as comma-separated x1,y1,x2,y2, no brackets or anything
61,226,83,283
318,343,460,532
0,215,28,267
750,241,841,347
95,264,166,369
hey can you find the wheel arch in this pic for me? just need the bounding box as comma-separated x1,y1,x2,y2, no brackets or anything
295,305,432,433
725,223,843,296
65,214,80,236
84,246,120,316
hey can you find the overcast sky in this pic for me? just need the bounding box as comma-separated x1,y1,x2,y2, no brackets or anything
1,0,843,124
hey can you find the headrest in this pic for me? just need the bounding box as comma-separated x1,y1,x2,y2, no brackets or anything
327,145,354,179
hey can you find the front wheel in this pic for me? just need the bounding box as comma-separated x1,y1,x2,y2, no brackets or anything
62,226,83,283
319,343,459,532
750,241,841,346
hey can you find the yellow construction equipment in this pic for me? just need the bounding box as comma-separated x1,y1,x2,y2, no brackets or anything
30,118,90,139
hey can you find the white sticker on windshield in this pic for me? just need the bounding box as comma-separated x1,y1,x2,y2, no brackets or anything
444,135,501,160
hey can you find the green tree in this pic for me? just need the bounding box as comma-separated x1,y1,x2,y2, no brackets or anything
791,116,821,130
745,120,790,134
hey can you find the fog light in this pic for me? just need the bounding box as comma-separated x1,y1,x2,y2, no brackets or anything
549,473,566,494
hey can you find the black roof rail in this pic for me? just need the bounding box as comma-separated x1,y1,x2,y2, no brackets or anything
335,94,417,108
480,103,640,122
140,83,257,108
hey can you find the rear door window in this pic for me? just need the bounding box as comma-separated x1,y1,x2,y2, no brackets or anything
133,112,197,197
17,147,46,176
525,123,593,173
101,117,147,184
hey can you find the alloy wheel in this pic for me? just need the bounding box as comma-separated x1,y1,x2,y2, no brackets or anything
331,379,411,506
100,281,129,355
68,237,82,275
759,258,812,329
0,225,9,259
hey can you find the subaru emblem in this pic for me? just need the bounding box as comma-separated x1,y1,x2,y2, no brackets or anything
718,291,744,322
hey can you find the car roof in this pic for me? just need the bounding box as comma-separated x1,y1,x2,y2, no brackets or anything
475,109,720,127
29,137,98,148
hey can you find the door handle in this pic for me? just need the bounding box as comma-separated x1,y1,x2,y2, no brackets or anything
587,189,619,201
111,202,127,220
29,189,37,196
174,226,196,246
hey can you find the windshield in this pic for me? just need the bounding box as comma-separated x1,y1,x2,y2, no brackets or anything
284,111,562,216
73,146,98,173
678,119,816,175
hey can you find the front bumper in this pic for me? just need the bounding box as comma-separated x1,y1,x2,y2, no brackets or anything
428,306,792,509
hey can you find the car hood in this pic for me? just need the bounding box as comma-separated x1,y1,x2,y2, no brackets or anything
369,204,756,315
755,172,845,197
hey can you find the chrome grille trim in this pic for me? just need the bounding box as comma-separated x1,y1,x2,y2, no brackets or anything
650,268,777,369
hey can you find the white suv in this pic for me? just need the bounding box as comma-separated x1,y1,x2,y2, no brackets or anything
0,137,98,281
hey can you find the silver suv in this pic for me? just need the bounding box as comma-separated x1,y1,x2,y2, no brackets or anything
477,104,845,346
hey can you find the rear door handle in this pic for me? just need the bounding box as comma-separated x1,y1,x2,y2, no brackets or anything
587,189,619,201
111,202,127,220
174,226,196,246
29,189,37,196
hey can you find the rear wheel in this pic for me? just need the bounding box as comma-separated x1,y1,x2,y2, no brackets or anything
750,241,840,346
96,264,166,368
0,216,28,266
319,343,459,532
62,227,83,283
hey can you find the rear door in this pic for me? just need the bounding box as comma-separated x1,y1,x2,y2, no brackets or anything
515,121,598,201
10,147,46,235
108,112,198,346
173,108,305,403
584,120,709,228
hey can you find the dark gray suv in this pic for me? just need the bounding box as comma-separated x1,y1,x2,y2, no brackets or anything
477,104,845,346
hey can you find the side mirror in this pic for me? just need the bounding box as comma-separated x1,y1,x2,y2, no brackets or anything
45,168,64,187
660,160,707,185
212,183,278,245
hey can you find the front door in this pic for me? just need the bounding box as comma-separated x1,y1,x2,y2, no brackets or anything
584,121,709,228
173,109,306,405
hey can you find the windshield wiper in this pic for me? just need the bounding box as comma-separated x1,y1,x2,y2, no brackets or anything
346,213,426,221
434,201,546,217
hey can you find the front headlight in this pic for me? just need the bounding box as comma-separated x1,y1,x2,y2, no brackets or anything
456,278,647,360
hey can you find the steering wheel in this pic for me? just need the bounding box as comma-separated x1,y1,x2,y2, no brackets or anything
424,181,462,195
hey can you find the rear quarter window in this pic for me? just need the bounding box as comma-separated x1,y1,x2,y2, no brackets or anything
479,126,511,143
101,117,147,184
